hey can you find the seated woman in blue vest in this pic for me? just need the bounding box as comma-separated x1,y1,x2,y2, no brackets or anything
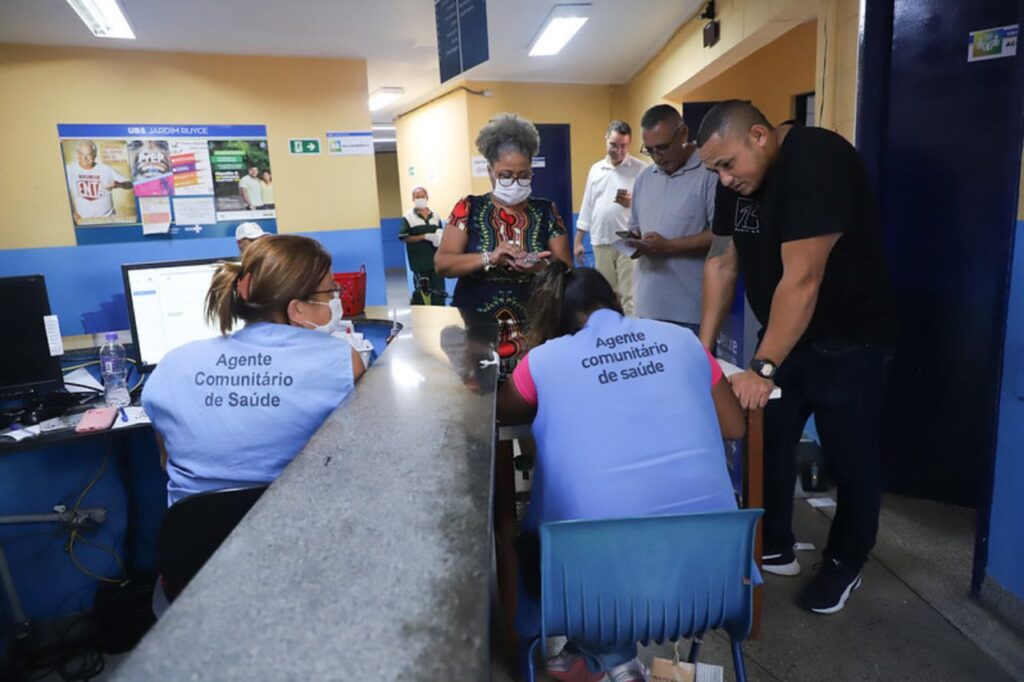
144,235,365,506
498,263,745,682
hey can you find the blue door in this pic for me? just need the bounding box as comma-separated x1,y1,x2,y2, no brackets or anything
858,0,1023,595
532,124,573,255
859,0,1022,509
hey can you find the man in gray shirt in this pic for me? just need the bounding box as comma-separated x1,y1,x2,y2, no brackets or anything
628,104,717,331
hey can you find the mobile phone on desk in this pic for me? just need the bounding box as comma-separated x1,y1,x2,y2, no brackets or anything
74,407,118,434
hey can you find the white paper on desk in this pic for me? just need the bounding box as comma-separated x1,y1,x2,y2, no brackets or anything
715,359,782,399
43,315,64,356
63,368,103,394
112,406,150,429
1,425,41,442
39,412,84,433
807,497,837,508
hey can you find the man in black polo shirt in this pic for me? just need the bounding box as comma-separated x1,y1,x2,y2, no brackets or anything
696,100,893,614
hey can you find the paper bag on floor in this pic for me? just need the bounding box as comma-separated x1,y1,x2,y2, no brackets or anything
650,656,724,682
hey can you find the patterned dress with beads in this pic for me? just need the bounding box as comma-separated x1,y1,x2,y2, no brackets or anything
447,194,567,358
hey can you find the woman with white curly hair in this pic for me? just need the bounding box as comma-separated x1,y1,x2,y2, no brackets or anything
435,112,572,359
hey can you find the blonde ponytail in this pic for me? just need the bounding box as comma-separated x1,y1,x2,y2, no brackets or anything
204,235,333,335
205,260,243,334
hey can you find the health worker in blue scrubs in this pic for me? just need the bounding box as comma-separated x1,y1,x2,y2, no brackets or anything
143,235,365,506
498,263,746,682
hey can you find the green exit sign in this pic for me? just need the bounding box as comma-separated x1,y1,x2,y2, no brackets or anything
289,138,321,155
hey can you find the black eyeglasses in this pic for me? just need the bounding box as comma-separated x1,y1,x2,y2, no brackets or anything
307,283,341,297
495,172,533,187
640,125,684,157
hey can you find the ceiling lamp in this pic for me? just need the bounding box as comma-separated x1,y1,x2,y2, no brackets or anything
369,87,405,112
66,0,136,40
528,4,590,57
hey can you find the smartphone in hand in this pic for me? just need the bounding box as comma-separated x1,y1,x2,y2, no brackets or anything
616,229,642,240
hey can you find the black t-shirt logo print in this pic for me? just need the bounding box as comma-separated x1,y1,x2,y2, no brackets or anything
734,198,760,233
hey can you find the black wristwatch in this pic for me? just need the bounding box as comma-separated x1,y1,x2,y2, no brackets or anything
750,358,778,380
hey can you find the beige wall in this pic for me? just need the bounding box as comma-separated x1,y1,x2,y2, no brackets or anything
395,88,471,222
822,0,862,142
375,152,403,218
463,80,612,211
683,21,817,127
618,0,859,143
397,82,614,217
0,44,379,250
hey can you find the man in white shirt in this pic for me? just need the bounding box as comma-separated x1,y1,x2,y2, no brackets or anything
65,140,133,222
238,164,264,210
573,121,646,315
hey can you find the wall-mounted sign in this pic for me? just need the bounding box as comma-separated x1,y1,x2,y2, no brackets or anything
435,0,489,83
968,24,1017,62
289,138,322,155
58,123,276,245
471,155,488,177
326,131,373,156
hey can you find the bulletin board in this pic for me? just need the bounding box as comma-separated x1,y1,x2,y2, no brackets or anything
57,124,278,245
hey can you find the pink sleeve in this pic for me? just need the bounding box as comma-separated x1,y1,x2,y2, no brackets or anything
511,354,538,406
704,347,723,386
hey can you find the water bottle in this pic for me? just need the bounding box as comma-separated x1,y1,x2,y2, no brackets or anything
99,332,131,407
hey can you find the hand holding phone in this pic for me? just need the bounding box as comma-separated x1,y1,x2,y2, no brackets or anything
74,407,118,434
616,229,642,240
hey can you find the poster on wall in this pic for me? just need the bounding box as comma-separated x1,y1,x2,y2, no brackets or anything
57,124,276,245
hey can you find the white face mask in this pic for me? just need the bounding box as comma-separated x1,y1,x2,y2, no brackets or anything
303,293,344,334
413,198,429,210
492,180,532,206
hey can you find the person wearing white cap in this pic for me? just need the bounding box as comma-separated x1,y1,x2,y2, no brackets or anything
236,222,267,254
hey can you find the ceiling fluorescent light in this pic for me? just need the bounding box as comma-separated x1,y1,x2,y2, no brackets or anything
66,0,136,40
528,4,590,57
368,87,404,112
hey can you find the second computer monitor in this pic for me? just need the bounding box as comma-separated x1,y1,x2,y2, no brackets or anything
122,257,242,371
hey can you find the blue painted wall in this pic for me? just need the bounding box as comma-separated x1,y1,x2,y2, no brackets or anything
0,431,166,624
0,228,387,335
990,219,1024,599
380,217,406,271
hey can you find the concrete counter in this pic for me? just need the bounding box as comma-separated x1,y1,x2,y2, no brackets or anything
111,306,498,680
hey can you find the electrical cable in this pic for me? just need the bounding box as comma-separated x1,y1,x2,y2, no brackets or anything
62,382,103,394
63,445,126,585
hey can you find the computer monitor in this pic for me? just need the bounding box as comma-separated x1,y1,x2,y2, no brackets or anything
122,257,241,371
0,275,65,400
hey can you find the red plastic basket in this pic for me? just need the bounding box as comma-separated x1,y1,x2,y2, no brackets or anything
333,265,367,317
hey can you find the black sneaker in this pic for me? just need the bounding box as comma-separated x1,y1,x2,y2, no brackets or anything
800,558,862,614
762,543,801,576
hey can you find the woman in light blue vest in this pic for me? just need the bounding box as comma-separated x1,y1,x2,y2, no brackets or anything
498,263,745,682
144,235,365,506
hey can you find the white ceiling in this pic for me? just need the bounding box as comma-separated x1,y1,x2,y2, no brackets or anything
0,0,703,123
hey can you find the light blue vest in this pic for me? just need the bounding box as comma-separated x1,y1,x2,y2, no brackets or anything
143,322,355,506
526,309,737,529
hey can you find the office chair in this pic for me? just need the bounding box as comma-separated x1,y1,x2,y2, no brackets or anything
157,484,268,603
523,509,763,682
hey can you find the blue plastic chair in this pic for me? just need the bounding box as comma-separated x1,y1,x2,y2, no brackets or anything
524,508,763,682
